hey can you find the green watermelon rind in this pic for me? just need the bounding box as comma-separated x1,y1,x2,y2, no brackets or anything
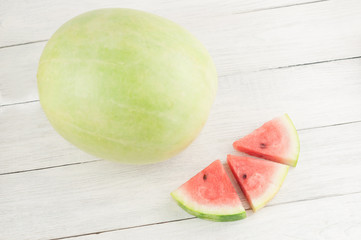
284,114,300,167
171,192,247,222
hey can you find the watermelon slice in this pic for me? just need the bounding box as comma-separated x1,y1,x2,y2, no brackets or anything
233,114,300,167
227,154,289,212
171,160,246,221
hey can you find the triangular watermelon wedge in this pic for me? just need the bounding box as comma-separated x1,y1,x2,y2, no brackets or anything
233,114,300,167
171,160,246,221
227,154,289,212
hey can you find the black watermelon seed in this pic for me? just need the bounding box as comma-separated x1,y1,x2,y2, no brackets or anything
203,174,207,181
260,143,267,149
242,174,247,179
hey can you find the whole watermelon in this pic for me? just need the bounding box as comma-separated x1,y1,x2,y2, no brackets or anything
37,9,217,164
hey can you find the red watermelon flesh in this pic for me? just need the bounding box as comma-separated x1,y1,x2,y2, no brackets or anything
233,114,300,167
227,154,289,212
171,160,246,221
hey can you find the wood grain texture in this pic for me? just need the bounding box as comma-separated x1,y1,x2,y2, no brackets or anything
2,0,361,106
0,102,98,174
0,0,322,47
2,58,361,174
0,42,44,106
66,193,361,240
1,121,361,240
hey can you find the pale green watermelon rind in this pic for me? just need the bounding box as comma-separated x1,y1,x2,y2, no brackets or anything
171,191,247,222
283,114,300,167
250,165,289,212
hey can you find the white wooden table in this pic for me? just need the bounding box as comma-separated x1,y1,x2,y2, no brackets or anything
1,0,361,239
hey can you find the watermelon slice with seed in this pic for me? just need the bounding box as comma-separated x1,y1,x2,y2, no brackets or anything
227,154,289,212
233,114,300,167
171,160,246,221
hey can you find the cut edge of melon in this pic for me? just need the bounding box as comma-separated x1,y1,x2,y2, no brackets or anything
171,189,247,222
248,164,289,212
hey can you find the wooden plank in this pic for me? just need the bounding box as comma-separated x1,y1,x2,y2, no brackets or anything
0,42,44,106
66,193,361,240
1,58,361,174
2,0,361,106
1,122,361,240
0,0,321,47
0,102,98,174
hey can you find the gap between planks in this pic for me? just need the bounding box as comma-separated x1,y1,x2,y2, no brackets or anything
48,190,361,240
0,39,48,50
1,119,360,177
233,0,328,15
2,54,361,109
0,0,329,50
